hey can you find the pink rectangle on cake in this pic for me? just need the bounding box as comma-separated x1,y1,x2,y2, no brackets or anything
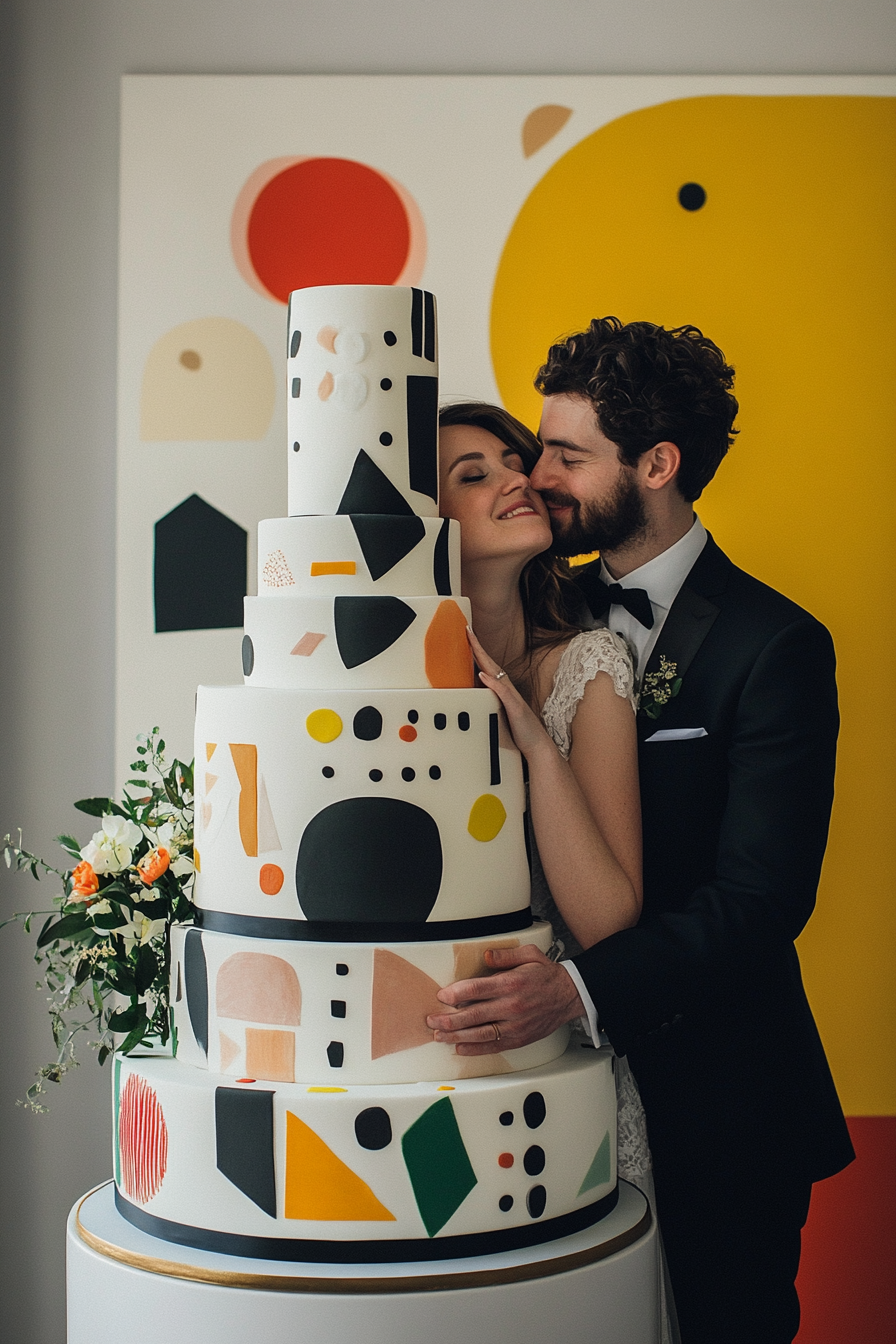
290,632,326,656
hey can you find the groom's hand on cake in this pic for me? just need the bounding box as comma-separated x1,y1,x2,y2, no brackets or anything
427,945,585,1053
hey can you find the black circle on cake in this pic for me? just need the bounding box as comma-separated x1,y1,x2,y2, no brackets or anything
527,1185,547,1218
354,1107,392,1150
321,766,335,779
524,1145,546,1176
499,1111,514,1126
292,441,300,452
353,705,383,740
434,713,447,730
241,634,254,676
408,709,419,723
369,769,383,782
380,378,392,390
402,767,416,782
429,766,441,780
379,432,393,446
296,797,443,922
523,1092,546,1128
499,1195,514,1212
383,331,397,346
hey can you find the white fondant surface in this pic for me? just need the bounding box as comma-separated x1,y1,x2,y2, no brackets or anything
113,1047,616,1245
194,686,530,925
69,1182,659,1344
170,921,567,1084
242,594,474,690
258,516,461,597
287,286,439,518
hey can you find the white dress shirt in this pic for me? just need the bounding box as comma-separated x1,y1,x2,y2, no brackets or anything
560,514,708,1039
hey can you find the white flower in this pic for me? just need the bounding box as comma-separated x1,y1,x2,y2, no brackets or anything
114,914,166,948
171,853,194,878
144,819,187,857
80,814,143,876
87,898,112,918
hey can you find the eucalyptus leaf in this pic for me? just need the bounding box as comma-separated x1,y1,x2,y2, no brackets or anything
108,1003,142,1033
36,912,90,948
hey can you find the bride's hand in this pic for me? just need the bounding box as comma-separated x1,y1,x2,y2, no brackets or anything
466,626,555,763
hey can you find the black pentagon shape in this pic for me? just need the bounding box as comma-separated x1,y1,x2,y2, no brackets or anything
334,596,416,669
337,450,414,517
349,514,426,582
296,797,442,923
154,495,247,632
327,1041,344,1068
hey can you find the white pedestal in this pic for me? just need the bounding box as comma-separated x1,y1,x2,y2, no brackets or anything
68,1181,659,1344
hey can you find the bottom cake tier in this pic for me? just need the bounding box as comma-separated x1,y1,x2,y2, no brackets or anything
113,1045,617,1262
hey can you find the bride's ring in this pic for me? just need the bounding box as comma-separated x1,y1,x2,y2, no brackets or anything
489,1022,502,1042
494,669,507,680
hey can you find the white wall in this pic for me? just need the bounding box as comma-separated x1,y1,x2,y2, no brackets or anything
0,3,893,1340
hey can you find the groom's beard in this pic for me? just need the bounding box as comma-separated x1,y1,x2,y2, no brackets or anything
541,471,648,556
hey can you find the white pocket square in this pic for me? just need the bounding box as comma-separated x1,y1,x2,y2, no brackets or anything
644,727,708,742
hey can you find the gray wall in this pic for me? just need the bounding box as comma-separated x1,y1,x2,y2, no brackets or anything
1,3,893,1340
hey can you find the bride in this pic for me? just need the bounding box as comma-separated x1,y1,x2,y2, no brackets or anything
433,400,677,1342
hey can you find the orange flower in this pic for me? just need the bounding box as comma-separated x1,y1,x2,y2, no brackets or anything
69,860,99,901
137,846,170,886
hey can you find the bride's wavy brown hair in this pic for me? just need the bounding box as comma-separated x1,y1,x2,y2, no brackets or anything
438,401,583,701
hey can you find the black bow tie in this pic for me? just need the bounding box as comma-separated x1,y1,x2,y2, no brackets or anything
576,567,655,629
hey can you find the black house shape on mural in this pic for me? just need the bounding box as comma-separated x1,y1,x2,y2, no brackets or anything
154,494,247,633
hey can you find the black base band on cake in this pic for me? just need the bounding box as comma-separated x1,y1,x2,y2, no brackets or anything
193,907,534,943
115,1186,619,1263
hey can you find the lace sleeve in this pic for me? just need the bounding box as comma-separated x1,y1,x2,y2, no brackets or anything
541,628,636,759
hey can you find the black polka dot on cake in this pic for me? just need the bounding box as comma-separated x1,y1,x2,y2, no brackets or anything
499,1195,514,1212
458,712,470,731
290,330,302,357
369,769,383,782
379,432,393,446
408,709,419,723
327,1041,344,1068
330,1000,347,1018
336,963,349,976
500,1111,514,1126
678,182,707,211
524,1092,546,1129
527,1185,547,1219
434,713,447,730
322,766,335,779
355,1107,392,1151
401,767,416,782
429,766,441,780
380,378,392,390
524,1145,546,1176
383,331,397,346
241,634,254,676
293,441,300,452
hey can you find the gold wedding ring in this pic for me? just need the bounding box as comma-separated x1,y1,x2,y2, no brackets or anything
490,1021,502,1042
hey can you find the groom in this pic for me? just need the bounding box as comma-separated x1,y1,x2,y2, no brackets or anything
428,319,853,1343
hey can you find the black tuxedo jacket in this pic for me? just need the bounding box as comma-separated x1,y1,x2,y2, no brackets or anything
573,535,853,1184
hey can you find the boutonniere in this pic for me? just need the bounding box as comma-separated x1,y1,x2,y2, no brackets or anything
639,656,683,720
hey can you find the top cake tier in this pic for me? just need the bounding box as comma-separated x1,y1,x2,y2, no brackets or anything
287,286,439,519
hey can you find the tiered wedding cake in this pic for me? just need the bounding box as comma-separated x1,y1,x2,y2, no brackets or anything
110,285,618,1263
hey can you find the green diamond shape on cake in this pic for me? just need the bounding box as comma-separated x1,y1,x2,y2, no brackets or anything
577,1129,611,1196
401,1096,477,1236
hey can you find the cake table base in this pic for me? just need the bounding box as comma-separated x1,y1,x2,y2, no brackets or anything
68,1181,660,1344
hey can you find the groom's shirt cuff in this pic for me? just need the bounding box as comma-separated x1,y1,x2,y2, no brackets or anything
560,960,600,1041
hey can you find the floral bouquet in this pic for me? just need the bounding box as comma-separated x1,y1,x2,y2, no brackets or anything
2,730,194,1111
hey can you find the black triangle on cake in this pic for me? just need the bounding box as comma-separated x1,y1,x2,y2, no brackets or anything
337,450,415,516
349,514,426,581
334,596,416,668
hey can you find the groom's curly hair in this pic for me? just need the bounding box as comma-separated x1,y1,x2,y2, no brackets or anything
535,318,739,502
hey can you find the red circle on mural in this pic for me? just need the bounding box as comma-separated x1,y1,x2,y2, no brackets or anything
246,158,411,301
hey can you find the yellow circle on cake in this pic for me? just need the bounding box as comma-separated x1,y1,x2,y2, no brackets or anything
467,794,507,842
306,708,343,743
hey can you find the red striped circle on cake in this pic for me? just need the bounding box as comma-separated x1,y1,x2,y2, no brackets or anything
118,1072,168,1204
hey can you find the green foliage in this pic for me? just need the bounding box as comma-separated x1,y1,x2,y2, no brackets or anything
2,729,194,1112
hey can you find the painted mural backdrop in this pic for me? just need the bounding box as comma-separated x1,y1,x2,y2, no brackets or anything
118,76,894,1337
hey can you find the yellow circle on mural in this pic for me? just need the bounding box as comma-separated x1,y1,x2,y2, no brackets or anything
306,709,343,743
467,794,507,842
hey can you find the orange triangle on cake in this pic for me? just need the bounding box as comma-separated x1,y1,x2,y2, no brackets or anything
284,1112,395,1221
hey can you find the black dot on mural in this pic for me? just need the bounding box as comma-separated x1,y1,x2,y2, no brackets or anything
241,635,255,676
523,1092,546,1129
524,1145,546,1176
322,766,335,779
527,1185,547,1219
500,1111,514,1127
336,964,349,976
402,767,416,782
355,1106,393,1151
429,766,441,780
384,331,397,346
330,1000,346,1018
380,378,392,390
408,709,419,724
499,1195,514,1212
379,432,393,446
434,713,447,730
327,1041,344,1068
458,712,470,731
297,797,442,924
678,182,706,211
353,705,383,741
369,769,383,782
290,330,302,357
293,441,300,453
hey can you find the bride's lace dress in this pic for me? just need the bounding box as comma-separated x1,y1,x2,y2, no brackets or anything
529,628,679,1344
